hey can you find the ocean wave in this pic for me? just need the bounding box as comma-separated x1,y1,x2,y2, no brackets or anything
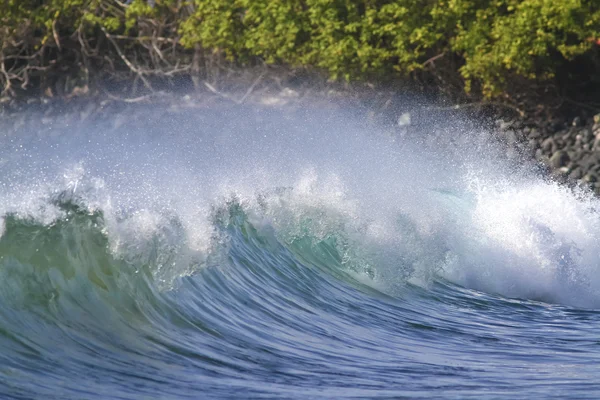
3,105,600,398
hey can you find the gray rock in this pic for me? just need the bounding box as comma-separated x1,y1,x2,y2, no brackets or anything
528,128,541,139
554,139,566,151
561,129,576,142
535,148,545,160
570,167,584,180
528,139,538,150
583,173,598,183
592,133,600,150
579,153,600,173
580,127,594,143
570,150,586,162
497,119,513,131
549,150,570,168
504,130,518,145
541,137,555,154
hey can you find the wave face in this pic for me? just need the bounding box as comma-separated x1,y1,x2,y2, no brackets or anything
3,104,600,398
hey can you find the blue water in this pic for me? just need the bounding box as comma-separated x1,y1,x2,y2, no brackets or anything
1,103,600,399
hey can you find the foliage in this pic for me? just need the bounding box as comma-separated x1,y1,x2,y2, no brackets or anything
451,0,600,96
179,0,600,98
1,0,599,102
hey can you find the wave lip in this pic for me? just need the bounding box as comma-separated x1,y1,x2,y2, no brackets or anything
4,150,600,310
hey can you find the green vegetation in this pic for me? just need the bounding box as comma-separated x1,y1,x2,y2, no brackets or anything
1,0,599,108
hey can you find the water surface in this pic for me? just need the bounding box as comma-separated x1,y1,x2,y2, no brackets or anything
1,104,600,399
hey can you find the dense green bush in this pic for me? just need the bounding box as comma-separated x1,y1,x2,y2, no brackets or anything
180,0,600,96
452,0,600,96
1,0,599,103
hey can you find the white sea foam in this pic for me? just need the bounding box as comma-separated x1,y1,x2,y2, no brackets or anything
2,103,600,307
439,176,600,307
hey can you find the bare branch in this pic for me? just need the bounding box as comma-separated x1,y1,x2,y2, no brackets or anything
203,81,235,101
52,20,62,51
422,52,446,67
103,88,153,103
105,35,179,44
101,26,152,90
238,71,265,104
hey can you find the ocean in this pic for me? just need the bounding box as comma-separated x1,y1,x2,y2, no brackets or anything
1,103,600,399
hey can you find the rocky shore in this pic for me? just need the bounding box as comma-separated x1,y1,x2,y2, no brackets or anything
494,114,600,195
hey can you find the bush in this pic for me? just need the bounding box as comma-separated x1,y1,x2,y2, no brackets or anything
452,0,600,96
1,0,599,106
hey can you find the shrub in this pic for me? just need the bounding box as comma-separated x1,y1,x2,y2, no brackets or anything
179,0,600,99
1,0,599,105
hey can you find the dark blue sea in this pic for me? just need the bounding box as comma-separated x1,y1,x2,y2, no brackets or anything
1,102,600,399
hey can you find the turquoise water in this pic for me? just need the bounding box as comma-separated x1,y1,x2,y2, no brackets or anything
2,105,600,398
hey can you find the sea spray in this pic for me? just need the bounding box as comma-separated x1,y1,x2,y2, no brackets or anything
2,103,600,305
